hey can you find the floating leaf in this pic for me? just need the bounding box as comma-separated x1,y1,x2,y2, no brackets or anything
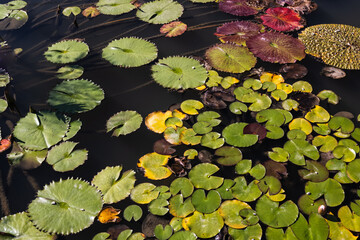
223,122,258,148
138,152,172,180
317,90,339,105
169,194,195,218
261,7,303,32
231,176,262,202
63,119,82,140
136,0,184,24
219,200,251,229
149,198,169,216
256,196,299,228
0,70,11,87
13,111,69,150
6,1,27,10
82,6,100,18
249,164,266,180
338,206,360,232
191,189,221,214
289,118,312,135
312,135,337,152
93,232,111,240
284,139,319,165
160,21,187,37
215,21,263,45
170,178,194,198
235,160,252,175
44,40,89,64
298,160,329,182
219,0,264,16
305,105,330,123
247,32,306,63
0,98,7,113
102,37,158,67
62,6,81,17
305,178,345,207
145,111,173,133
205,43,256,73
0,10,28,30
92,166,136,204
183,211,224,238
298,194,326,216
200,132,224,149
180,100,204,115
290,213,329,240
299,24,360,70
265,227,296,240
96,0,135,15
268,147,289,163
169,231,197,240
229,101,248,115
0,212,53,239
46,141,87,172
106,111,143,136
258,176,282,195
131,183,159,204
189,163,224,190
56,65,84,79
28,179,103,235
48,79,104,114
228,224,262,240
328,116,355,134
123,205,143,222
154,224,173,240
326,213,358,240
98,207,121,224
152,56,208,89
215,146,242,166
216,179,235,200
0,5,10,20
321,66,346,79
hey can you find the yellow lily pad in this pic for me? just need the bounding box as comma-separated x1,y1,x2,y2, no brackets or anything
138,152,172,180
289,118,312,135
145,111,173,133
305,105,330,123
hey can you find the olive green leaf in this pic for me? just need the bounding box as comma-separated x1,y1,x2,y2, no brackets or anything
291,213,329,240
130,183,159,204
312,135,338,152
326,213,358,240
317,90,339,105
6,0,27,10
63,119,82,141
305,105,330,123
305,178,345,207
216,179,235,200
102,37,158,67
229,101,248,115
215,146,242,166
154,224,173,240
56,65,84,79
200,132,224,149
149,198,169,216
0,99,7,113
282,99,299,111
136,0,184,24
182,211,224,238
28,179,103,235
191,189,221,214
268,147,289,163
257,176,281,195
170,177,194,198
188,163,224,190
283,139,319,165
265,227,297,240
123,205,143,221
235,160,252,175
0,70,11,87
106,111,142,136
169,194,195,218
169,231,197,240
328,116,355,134
44,40,89,64
338,206,360,232
92,166,136,204
249,164,266,180
93,232,111,240
298,160,329,182
297,194,326,216
228,224,262,240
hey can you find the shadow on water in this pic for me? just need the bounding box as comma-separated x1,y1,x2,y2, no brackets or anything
0,0,359,239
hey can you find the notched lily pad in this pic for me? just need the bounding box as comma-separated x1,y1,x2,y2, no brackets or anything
106,111,143,136
223,122,258,148
137,152,172,180
183,211,224,238
189,163,224,190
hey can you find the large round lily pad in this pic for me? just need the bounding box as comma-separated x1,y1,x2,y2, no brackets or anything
44,40,89,64
28,179,103,235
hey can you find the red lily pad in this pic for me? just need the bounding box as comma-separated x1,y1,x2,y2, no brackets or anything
160,21,187,37
219,0,265,17
215,21,263,45
261,7,304,32
246,32,306,64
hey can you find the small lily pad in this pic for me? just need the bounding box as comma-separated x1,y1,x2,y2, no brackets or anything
131,183,160,204
328,116,355,134
298,194,326,216
136,0,184,24
298,160,329,182
96,0,135,15
228,224,262,240
305,105,330,123
222,122,258,148
169,194,195,218
219,200,252,229
305,178,345,207
154,224,173,240
160,21,187,37
317,90,339,105
149,198,169,216
170,177,194,198
200,132,224,149
182,211,224,238
123,205,143,222
289,118,312,135
138,152,172,180
106,110,143,136
189,163,224,190
338,206,360,232
56,65,84,79
215,146,242,166
284,139,319,165
191,189,221,214
62,6,81,17
145,111,173,133
231,176,262,202
216,179,235,200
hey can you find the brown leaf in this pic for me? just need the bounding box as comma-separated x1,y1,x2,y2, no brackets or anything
82,6,100,18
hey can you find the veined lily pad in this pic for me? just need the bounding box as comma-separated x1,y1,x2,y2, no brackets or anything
169,194,195,218
13,111,69,150
170,177,194,198
222,122,258,148
189,163,224,190
28,179,103,235
205,43,256,73
56,65,84,79
0,212,53,239
92,166,136,204
96,0,135,15
131,183,160,204
152,56,208,89
219,0,264,16
46,141,88,172
290,213,329,240
44,40,89,64
160,21,187,37
136,0,184,24
219,200,252,229
191,189,221,214
106,111,143,136
256,196,299,228
182,211,224,238
48,79,104,114
305,178,345,207
246,32,306,64
261,7,303,32
102,37,158,67
137,152,172,180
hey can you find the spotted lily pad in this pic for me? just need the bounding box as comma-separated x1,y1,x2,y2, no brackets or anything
138,152,172,180
46,141,87,172
48,79,104,114
261,7,303,32
96,0,136,15
247,32,306,64
44,40,89,64
305,178,345,207
222,122,258,148
106,111,143,136
92,166,136,204
152,56,208,90
189,163,224,190
102,37,158,67
183,211,224,238
205,43,256,73
28,179,103,235
136,0,184,24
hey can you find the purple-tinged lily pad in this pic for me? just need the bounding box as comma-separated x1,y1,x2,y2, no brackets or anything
219,0,265,16
215,21,263,45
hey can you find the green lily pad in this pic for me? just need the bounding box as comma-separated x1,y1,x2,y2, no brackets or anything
268,148,289,163
346,159,360,182
183,211,224,238
169,194,195,218
205,43,256,73
222,122,258,148
228,224,262,240
28,179,103,235
170,177,194,198
149,198,169,216
106,110,142,136
256,195,299,228
0,70,11,87
7,146,48,170
287,129,307,140
256,109,286,127
63,119,82,141
215,146,242,166
197,111,221,125
13,111,69,150
96,0,135,15
265,227,297,240
136,0,183,24
200,132,224,149
0,5,10,20
92,166,136,204
219,200,252,229
191,189,221,214
305,178,345,207
44,40,89,64
305,105,330,123
333,145,356,162
243,78,262,90
271,89,288,101
249,164,266,180
289,118,312,135
317,90,339,105
170,217,183,232
138,152,172,180
123,205,143,221
6,1,27,10
48,79,104,114
298,160,329,182
193,121,212,134
152,57,208,90
188,163,224,190
229,102,248,115
312,135,338,152
235,160,252,175
0,98,8,113
216,179,235,200
0,212,53,239
206,70,222,87
154,224,173,240
231,176,262,202
164,126,185,145
93,232,111,240
62,6,81,16
46,141,87,172
282,99,299,111
180,129,201,145
257,176,281,195
313,123,331,136
262,81,277,92
102,37,158,67
338,206,360,232
130,183,160,204
169,231,197,240
284,139,319,165
326,213,358,240
328,116,355,134
298,194,326,216
291,213,329,240
183,149,198,159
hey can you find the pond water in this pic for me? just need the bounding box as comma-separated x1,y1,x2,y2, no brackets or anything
0,0,360,239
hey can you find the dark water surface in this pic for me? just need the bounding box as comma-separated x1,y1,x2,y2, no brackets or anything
0,0,360,239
